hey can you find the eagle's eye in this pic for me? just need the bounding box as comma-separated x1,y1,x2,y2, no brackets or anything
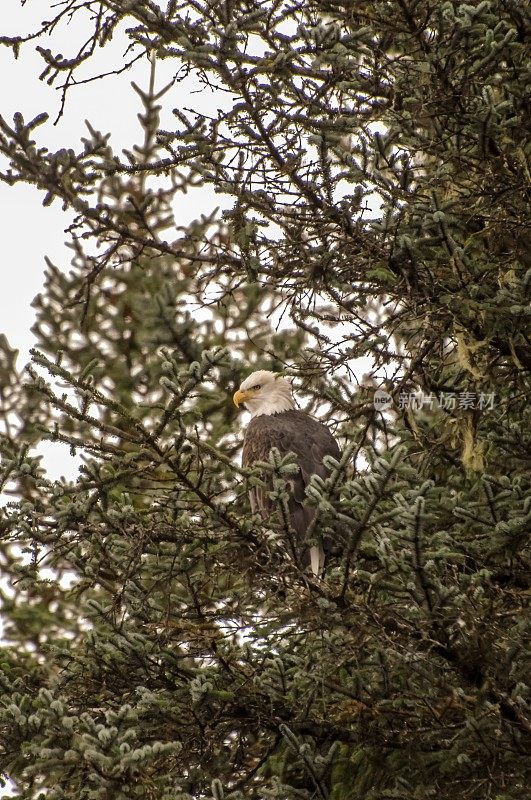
251,384,262,390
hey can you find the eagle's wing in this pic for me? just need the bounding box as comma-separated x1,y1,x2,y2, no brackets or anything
243,412,341,573
280,419,341,573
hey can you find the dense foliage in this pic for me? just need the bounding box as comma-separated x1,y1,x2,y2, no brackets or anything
1,1,529,798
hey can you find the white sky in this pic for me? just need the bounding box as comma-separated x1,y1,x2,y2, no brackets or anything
0,2,227,479
0,3,219,358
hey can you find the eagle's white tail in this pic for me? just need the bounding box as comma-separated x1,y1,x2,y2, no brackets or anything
310,545,324,577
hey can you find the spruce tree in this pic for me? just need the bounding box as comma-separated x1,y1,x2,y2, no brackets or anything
1,2,529,798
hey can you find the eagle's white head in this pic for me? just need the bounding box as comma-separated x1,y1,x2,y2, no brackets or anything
233,370,295,418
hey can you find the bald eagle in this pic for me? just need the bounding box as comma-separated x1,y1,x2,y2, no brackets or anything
233,370,341,576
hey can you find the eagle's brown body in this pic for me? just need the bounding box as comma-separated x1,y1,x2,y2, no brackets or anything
242,409,341,570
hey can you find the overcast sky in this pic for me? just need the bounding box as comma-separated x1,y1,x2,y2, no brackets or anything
1,3,219,358
0,2,226,479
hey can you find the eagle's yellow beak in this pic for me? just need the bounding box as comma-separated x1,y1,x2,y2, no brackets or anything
233,389,255,408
